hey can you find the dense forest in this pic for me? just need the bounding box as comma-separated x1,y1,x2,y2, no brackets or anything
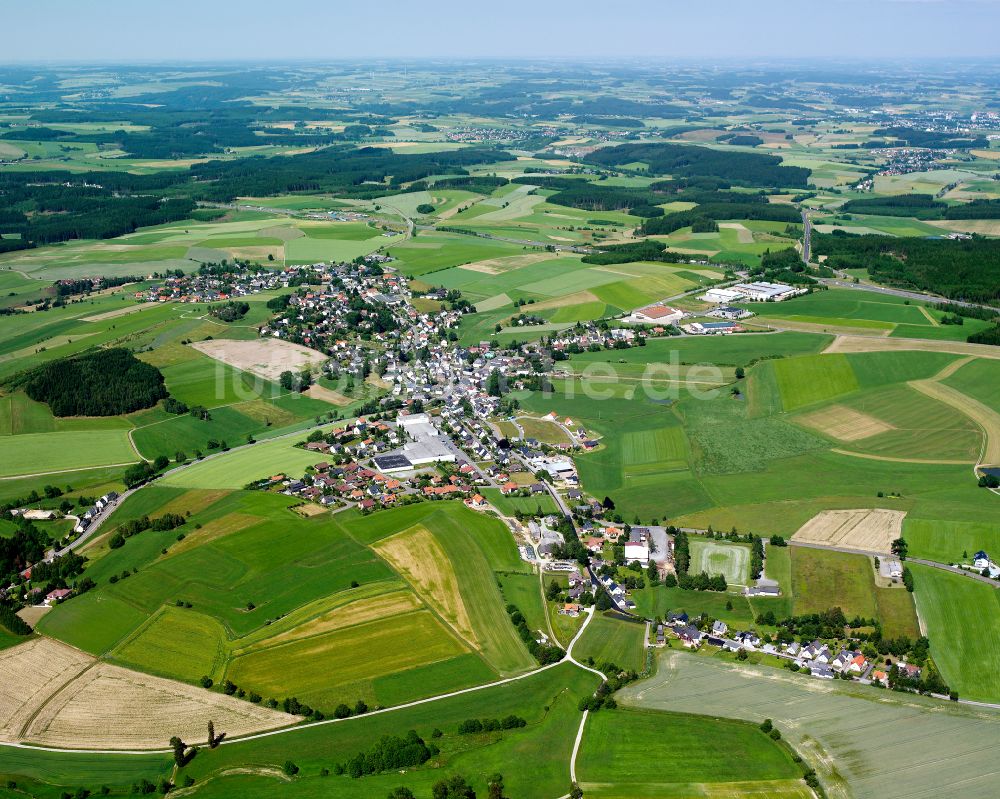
187,146,514,201
640,202,800,235
841,194,1000,220
10,348,168,416
581,142,811,187
812,232,1000,302
581,240,689,265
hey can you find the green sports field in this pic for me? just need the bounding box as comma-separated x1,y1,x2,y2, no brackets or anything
689,538,751,585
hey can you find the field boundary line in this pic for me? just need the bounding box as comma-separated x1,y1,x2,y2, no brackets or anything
0,461,140,480
830,448,973,465
910,379,1000,466
917,305,941,327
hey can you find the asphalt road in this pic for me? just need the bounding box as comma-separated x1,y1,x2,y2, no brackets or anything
819,277,1000,313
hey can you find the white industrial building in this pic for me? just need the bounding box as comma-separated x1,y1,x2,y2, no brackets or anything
700,287,744,304
373,413,457,471
730,282,802,302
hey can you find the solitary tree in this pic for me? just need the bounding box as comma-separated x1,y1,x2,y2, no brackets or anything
891,537,909,560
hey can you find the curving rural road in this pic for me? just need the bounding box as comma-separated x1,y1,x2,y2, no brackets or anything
0,603,605,756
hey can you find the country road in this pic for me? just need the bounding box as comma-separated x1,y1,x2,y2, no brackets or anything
787,539,1000,587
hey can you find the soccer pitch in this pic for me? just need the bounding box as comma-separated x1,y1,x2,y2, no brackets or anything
689,539,751,586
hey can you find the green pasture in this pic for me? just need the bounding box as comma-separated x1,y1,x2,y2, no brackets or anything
572,611,647,672
912,564,1000,703
159,433,331,488
336,502,535,675
577,707,806,798
0,429,137,477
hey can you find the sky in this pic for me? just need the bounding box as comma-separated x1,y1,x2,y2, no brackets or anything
2,0,999,62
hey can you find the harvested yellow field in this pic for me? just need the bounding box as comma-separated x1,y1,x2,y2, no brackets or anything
0,639,92,741
824,335,1000,359
373,525,475,646
24,662,297,749
190,338,327,382
911,379,1000,466
791,509,905,554
796,404,894,442
718,222,754,244
237,590,422,655
167,512,262,556
926,219,1000,236
156,488,231,518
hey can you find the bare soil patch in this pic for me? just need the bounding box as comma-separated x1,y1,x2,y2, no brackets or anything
190,338,326,382
292,502,328,518
823,335,1000,359
796,404,894,442
16,606,50,627
82,304,161,323
791,509,905,554
718,222,754,244
304,383,351,406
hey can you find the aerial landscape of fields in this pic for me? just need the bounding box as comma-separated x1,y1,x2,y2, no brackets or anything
0,2,999,797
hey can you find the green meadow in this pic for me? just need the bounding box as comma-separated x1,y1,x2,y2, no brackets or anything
912,564,1000,702
577,707,808,798
573,611,647,672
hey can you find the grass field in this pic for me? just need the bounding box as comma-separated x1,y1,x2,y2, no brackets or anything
160,434,331,489
772,353,859,411
0,429,137,477
577,707,808,799
689,539,751,586
572,611,647,672
790,547,877,619
345,502,535,676
911,564,1000,702
481,487,560,517
624,650,1000,799
178,662,599,799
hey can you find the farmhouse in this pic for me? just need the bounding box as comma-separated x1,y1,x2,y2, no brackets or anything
623,304,685,326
